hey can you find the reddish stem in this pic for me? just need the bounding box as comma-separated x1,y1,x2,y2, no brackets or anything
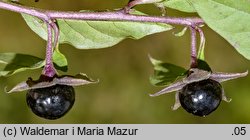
50,20,59,47
189,27,197,68
42,22,56,77
0,1,204,26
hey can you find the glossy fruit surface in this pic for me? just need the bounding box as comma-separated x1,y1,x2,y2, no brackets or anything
179,79,222,117
26,84,75,120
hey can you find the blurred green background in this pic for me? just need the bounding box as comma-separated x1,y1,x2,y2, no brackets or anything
0,0,250,123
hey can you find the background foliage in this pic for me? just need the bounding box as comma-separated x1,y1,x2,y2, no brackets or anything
0,0,249,123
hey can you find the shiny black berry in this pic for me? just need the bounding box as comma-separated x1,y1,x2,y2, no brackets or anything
26,84,75,120
179,79,222,117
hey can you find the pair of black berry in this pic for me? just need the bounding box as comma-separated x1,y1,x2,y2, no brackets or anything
7,66,247,119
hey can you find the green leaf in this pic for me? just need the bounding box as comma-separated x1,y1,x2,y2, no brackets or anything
161,0,196,13
173,27,188,37
53,46,68,72
0,53,45,77
189,0,250,60
197,59,211,72
197,29,206,61
22,10,173,49
149,56,187,86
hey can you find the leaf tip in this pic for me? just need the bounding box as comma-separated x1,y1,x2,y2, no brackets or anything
148,55,161,65
172,27,188,37
244,70,248,76
149,93,157,97
4,81,31,94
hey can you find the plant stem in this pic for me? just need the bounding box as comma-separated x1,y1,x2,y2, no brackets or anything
0,1,204,26
42,21,56,77
50,20,59,47
0,1,49,21
197,27,206,60
189,27,197,68
48,11,203,26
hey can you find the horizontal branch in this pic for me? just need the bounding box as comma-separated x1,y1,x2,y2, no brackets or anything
0,1,204,26
0,1,49,20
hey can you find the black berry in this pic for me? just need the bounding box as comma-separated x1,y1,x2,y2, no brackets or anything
179,79,222,117
26,84,75,120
